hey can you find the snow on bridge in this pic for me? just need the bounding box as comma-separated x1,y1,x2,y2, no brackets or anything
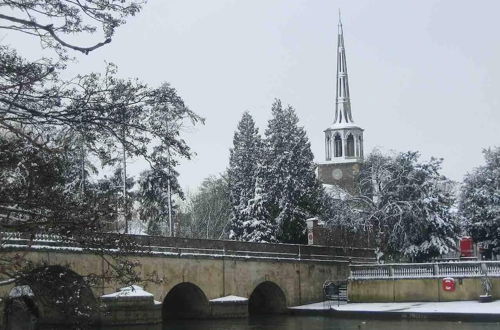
1,231,375,264
1,231,375,322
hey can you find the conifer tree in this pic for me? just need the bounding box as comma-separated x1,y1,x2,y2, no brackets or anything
262,99,324,243
228,112,263,240
138,167,180,236
239,171,277,243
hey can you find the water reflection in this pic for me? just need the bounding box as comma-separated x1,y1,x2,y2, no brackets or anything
20,316,500,330
162,316,500,330
101,325,162,330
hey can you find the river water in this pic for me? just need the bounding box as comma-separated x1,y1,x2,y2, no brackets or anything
119,316,500,330
161,316,500,330
19,315,500,329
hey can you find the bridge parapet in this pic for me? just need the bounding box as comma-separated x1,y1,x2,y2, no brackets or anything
1,232,375,264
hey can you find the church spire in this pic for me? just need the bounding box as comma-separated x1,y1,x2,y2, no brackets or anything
333,11,354,124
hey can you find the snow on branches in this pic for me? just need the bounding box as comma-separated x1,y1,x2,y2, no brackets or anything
228,101,324,244
460,147,500,253
326,150,459,262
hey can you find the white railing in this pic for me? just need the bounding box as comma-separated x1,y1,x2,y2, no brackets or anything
350,261,500,280
0,232,61,241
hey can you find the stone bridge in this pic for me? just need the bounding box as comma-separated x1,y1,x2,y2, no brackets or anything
0,232,374,324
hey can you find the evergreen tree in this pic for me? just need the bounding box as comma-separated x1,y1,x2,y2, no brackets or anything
228,112,263,240
106,166,136,232
239,171,277,243
460,147,500,254
262,99,324,243
137,149,183,237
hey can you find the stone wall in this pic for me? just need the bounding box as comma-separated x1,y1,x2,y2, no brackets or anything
317,162,361,194
307,219,375,249
0,297,4,328
349,278,500,302
123,233,375,261
0,248,352,309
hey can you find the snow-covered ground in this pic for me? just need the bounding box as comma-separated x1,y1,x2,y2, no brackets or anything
101,285,153,298
291,300,500,314
210,295,248,303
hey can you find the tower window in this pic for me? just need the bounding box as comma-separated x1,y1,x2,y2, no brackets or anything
346,134,355,157
334,134,342,157
359,135,363,157
326,135,331,160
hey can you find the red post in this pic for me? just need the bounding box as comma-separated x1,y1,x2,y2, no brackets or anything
460,237,474,258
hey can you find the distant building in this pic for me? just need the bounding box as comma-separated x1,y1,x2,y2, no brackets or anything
317,15,364,195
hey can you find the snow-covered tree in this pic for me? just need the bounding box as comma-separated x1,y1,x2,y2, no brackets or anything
237,172,277,243
262,99,324,244
228,112,263,240
93,166,135,232
177,174,232,239
460,147,500,254
137,165,181,236
350,150,459,261
0,2,202,322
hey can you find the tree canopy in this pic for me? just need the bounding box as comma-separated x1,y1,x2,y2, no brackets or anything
0,0,144,56
326,150,459,261
0,0,202,307
177,174,231,240
460,147,500,253
228,101,325,244
262,100,324,243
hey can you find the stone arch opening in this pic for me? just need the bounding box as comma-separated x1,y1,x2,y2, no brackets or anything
248,281,286,315
326,135,331,160
346,133,355,157
334,134,342,157
162,282,210,320
6,265,98,327
358,135,363,157
5,294,39,330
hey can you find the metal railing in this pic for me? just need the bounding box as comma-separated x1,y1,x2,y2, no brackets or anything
350,261,500,280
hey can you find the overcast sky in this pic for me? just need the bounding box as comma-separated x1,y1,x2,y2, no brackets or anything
5,0,500,191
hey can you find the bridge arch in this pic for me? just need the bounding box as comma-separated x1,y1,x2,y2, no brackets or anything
162,282,210,320
5,265,98,327
248,281,287,315
4,292,39,330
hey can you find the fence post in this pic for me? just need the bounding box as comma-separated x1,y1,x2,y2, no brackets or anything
481,262,488,276
389,265,394,278
433,263,439,276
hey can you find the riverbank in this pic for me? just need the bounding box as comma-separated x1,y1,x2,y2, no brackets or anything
290,300,500,321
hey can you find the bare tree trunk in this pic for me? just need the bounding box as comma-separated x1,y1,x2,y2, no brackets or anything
122,121,128,234
167,145,173,237
167,176,173,236
80,135,86,195
79,112,86,196
122,144,128,233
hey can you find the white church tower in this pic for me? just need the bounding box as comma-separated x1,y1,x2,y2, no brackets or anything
318,14,364,193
